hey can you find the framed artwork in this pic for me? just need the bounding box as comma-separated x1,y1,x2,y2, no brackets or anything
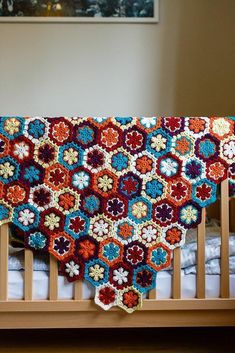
0,0,159,23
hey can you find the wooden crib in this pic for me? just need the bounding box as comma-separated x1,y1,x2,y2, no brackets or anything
0,179,235,329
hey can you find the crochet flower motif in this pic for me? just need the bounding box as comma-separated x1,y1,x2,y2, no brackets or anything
0,116,234,313
65,261,80,277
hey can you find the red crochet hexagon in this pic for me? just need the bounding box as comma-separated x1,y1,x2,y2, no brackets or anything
167,177,192,206
48,117,74,145
44,163,69,191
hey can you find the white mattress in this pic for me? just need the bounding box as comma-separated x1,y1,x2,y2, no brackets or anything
8,270,235,300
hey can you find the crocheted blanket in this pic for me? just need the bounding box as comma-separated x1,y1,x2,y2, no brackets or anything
0,117,234,312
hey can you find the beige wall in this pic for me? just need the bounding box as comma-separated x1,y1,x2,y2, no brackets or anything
0,0,234,117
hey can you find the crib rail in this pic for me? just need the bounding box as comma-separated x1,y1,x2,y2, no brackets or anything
0,179,235,328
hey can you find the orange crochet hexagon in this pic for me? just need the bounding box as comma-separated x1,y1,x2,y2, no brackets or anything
147,242,172,272
167,177,192,206
98,123,123,152
49,232,75,261
93,169,118,197
54,187,80,214
99,238,124,266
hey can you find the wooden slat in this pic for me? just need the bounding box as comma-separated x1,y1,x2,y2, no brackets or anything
74,281,83,301
220,179,230,298
173,248,181,299
148,289,156,300
197,208,206,298
24,249,33,301
0,224,9,301
49,255,58,301
230,198,235,232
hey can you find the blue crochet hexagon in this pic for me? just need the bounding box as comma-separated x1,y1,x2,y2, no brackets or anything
28,231,47,250
183,157,205,184
58,142,84,171
13,204,40,232
65,210,90,239
145,179,164,199
0,204,11,222
84,259,109,287
102,242,121,262
114,117,133,125
111,151,129,172
133,264,156,294
76,125,96,146
0,156,20,184
178,201,201,229
146,128,171,158
27,119,46,140
192,179,217,208
0,117,25,140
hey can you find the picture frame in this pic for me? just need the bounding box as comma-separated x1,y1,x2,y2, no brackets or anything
0,0,159,23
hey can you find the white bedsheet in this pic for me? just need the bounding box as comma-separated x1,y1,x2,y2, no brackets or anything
8,270,235,300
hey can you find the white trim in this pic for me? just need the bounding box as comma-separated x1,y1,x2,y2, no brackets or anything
0,0,159,23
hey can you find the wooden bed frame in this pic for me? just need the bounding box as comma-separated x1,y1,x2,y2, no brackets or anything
0,179,235,329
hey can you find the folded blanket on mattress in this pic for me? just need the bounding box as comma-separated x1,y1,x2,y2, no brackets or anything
185,257,235,275
8,251,49,271
180,235,235,269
